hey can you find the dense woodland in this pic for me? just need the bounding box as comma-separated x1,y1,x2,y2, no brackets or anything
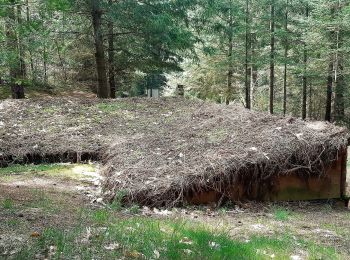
0,0,350,124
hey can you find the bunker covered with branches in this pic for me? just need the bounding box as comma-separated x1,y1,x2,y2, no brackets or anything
0,98,348,207
101,100,349,207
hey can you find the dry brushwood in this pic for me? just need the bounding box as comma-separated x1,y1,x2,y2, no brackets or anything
0,98,348,207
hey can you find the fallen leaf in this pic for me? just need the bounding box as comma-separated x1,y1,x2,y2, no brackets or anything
31,231,40,237
124,250,143,258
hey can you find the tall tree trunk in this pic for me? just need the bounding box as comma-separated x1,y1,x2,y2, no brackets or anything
269,0,275,114
283,52,287,116
283,0,288,116
325,6,335,122
26,0,35,81
108,1,116,99
55,41,67,83
6,1,25,99
17,5,26,80
325,61,333,122
308,82,312,119
333,2,345,122
245,0,251,109
302,5,309,120
226,9,234,105
334,62,345,122
250,32,257,108
91,0,109,98
43,45,48,84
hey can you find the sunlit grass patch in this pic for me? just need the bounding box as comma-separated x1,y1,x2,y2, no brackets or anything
0,163,96,182
0,164,69,175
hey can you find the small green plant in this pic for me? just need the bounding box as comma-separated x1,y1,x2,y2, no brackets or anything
28,189,58,212
6,219,20,227
110,190,128,211
322,203,333,213
92,209,110,224
129,204,140,214
218,207,228,215
2,198,14,209
273,207,290,221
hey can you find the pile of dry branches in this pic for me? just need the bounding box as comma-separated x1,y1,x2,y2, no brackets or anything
0,98,348,206
99,99,349,206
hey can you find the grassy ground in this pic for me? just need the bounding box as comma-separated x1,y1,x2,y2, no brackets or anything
0,164,349,259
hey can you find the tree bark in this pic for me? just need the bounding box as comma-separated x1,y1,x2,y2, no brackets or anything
325,61,333,122
55,41,67,83
308,82,313,119
226,8,234,105
43,45,48,84
17,5,26,80
333,2,345,122
302,5,309,120
334,62,345,122
250,32,257,108
283,0,288,116
325,6,335,122
26,0,35,81
91,0,109,98
108,0,116,99
245,0,251,109
269,0,275,114
6,1,25,99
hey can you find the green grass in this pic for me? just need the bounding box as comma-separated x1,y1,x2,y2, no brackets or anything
273,207,291,221
0,164,70,175
92,209,111,224
15,218,292,259
2,198,14,209
27,189,58,212
128,204,141,214
0,163,96,182
12,207,341,260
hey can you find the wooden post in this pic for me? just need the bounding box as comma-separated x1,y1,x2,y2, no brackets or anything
340,148,348,199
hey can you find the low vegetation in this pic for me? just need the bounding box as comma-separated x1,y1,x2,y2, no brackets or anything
13,212,340,260
273,207,291,221
0,164,349,259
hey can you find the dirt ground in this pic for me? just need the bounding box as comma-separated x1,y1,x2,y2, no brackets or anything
0,164,349,259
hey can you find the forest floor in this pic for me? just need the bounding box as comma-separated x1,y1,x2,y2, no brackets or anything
0,163,349,260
